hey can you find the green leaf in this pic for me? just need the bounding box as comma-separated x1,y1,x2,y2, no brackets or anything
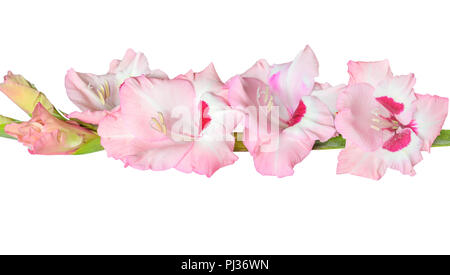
313,135,346,150
432,130,450,147
73,136,104,155
0,124,15,139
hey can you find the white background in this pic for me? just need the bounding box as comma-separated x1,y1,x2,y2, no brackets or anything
0,0,449,255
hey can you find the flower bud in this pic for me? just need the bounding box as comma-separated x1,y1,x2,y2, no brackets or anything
5,103,98,155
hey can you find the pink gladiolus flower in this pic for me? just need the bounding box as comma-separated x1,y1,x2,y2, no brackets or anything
5,103,98,155
227,46,342,177
98,64,242,177
66,49,168,124
335,60,449,180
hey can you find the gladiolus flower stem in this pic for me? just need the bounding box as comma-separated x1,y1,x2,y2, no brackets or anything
232,130,450,152
1,123,449,153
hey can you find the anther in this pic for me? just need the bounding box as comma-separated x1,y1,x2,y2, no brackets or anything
370,125,380,131
151,112,167,135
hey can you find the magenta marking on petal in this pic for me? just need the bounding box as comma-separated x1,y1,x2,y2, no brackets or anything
287,101,306,127
268,72,281,91
404,120,418,135
200,101,212,131
376,96,404,115
382,130,411,152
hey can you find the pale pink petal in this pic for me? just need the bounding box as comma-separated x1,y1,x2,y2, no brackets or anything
313,82,332,90
227,76,260,110
67,49,164,115
252,129,315,177
286,45,319,96
108,49,152,76
97,77,197,171
337,129,423,180
241,59,271,83
201,91,244,133
119,76,196,140
413,94,449,151
169,69,240,176
147,69,169,80
379,129,423,176
268,45,319,113
177,63,226,99
227,76,285,154
311,84,346,115
99,112,193,171
65,69,119,111
374,74,417,124
337,142,388,180
348,60,393,86
335,83,384,151
290,95,336,142
175,135,238,177
68,110,113,125
244,95,334,177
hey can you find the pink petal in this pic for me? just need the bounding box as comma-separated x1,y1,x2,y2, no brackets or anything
68,110,113,125
252,128,315,177
28,130,77,155
100,113,193,171
337,142,388,180
413,94,449,151
286,45,319,96
311,84,346,115
108,49,152,75
177,63,226,99
291,95,336,142
250,96,334,177
227,76,284,154
348,60,393,87
5,104,95,155
313,82,332,90
97,76,200,171
65,69,119,111
175,136,238,177
337,129,424,180
227,76,260,110
269,45,319,113
379,129,423,176
335,83,384,151
174,91,241,177
67,49,164,114
200,91,244,133
241,59,271,83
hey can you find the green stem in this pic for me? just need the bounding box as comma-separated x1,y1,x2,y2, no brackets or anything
1,123,450,154
233,130,450,152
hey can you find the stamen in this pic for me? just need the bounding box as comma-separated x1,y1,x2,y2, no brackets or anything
150,112,167,135
96,88,106,105
267,96,273,112
103,81,110,99
370,125,380,131
263,87,270,103
95,81,111,106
